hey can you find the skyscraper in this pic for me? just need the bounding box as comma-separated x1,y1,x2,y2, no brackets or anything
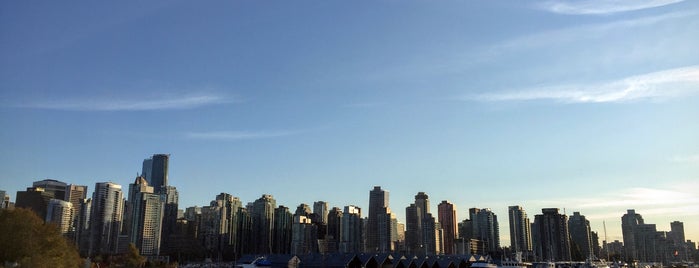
15,186,55,220
470,208,500,254
65,184,88,243
508,205,532,256
252,194,276,254
33,179,68,200
341,205,362,253
90,182,125,255
141,154,169,192
533,208,571,261
367,186,392,253
327,206,343,252
126,176,164,256
273,205,293,254
438,200,458,255
568,212,593,260
46,199,74,236
621,209,660,262
313,201,329,225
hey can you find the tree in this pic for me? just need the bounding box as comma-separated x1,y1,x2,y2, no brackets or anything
0,208,81,268
125,243,147,268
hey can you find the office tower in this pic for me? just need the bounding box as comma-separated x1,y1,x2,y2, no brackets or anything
327,207,343,250
670,221,685,244
198,193,242,258
237,207,253,255
438,200,458,255
508,206,532,256
90,182,125,255
533,208,571,261
46,199,74,236
367,186,393,253
65,185,88,242
141,154,169,192
15,186,55,220
252,194,276,254
33,179,68,200
126,176,165,256
422,213,438,255
406,192,431,255
568,212,593,260
160,185,179,253
622,209,643,260
274,206,293,254
590,231,600,258
77,198,92,256
341,205,362,253
470,208,500,254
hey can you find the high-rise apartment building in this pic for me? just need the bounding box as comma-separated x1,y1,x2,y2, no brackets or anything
438,200,458,255
90,182,125,255
367,186,392,253
406,192,432,255
341,205,362,253
533,208,571,261
621,209,667,263
273,206,292,254
15,186,55,220
327,207,343,249
252,194,276,254
568,212,593,260
65,184,88,243
508,205,532,256
313,201,328,225
469,208,500,254
46,198,74,236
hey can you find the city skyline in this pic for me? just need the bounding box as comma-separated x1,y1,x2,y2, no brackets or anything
1,0,698,251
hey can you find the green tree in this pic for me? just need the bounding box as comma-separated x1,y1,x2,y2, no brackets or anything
0,208,81,268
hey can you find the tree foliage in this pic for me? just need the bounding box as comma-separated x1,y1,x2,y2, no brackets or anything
0,208,81,268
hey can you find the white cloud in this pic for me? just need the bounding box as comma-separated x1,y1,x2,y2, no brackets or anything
185,130,300,141
17,93,233,111
538,0,685,15
468,65,699,103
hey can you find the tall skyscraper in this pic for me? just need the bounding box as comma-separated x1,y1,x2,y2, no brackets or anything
15,186,55,220
670,221,685,245
367,186,392,253
46,198,74,236
341,205,362,253
126,176,164,256
508,206,532,255
141,154,169,192
533,208,571,261
273,206,292,254
621,209,660,262
90,182,125,255
438,200,458,255
313,201,329,225
327,206,343,252
252,194,276,254
470,208,500,254
65,184,88,243
160,185,179,254
568,212,593,260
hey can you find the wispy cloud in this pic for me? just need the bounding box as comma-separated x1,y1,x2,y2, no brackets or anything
17,93,233,111
185,130,301,141
538,0,685,15
492,11,692,52
670,154,699,164
467,65,699,103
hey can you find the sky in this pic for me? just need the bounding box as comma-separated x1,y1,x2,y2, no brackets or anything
1,0,698,247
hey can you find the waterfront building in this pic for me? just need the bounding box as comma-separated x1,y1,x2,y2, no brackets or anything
90,182,125,255
438,200,458,255
469,208,500,254
274,206,293,254
568,212,593,260
367,186,392,253
533,208,571,261
46,198,74,236
126,177,164,256
252,194,276,254
341,205,362,253
508,205,532,256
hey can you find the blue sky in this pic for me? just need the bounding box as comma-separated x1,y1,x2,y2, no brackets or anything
1,0,698,246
